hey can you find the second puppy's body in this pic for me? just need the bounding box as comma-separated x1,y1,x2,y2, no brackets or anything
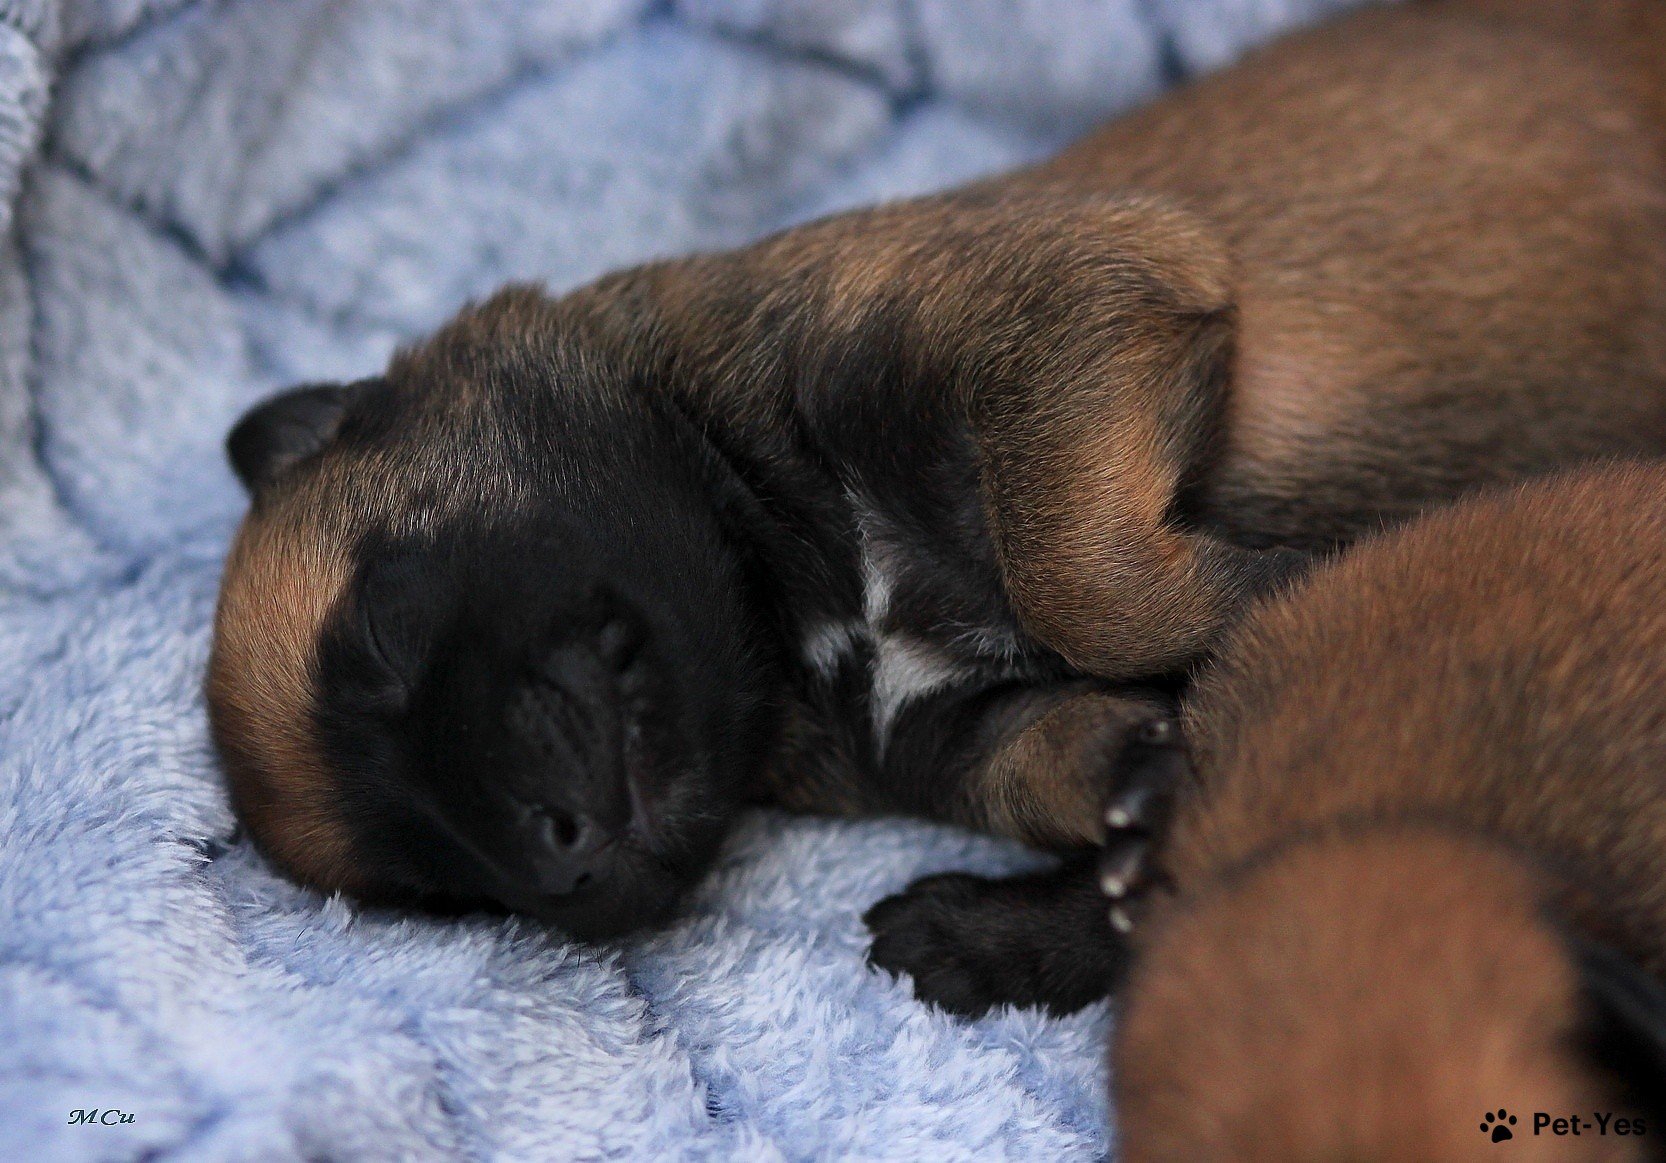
1050,0,1666,547
1113,462,1666,1160
208,0,1666,1005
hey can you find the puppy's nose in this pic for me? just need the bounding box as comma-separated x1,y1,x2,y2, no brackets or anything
512,801,608,896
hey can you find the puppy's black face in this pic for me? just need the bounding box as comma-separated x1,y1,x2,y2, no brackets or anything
312,513,776,938
208,289,782,939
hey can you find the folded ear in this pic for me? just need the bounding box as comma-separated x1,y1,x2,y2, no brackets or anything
226,381,365,493
1574,936,1666,1133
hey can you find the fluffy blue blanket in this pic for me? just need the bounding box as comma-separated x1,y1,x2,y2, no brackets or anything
0,1,1366,1157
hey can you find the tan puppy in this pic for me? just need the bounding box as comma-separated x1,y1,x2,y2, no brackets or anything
209,0,1666,1010
1112,462,1666,1161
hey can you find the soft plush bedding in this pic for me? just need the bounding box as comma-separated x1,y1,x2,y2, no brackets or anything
0,1,1365,1157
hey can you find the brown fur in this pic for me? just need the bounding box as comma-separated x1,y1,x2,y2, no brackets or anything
756,680,1168,849
1172,466,1666,945
1019,0,1666,649
496,0,1666,684
213,0,1666,899
1114,462,1666,1160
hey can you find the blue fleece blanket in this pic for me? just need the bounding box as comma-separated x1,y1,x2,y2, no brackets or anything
0,1,1367,1158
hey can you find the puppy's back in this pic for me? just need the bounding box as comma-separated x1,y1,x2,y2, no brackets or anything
1178,462,1666,960
1114,463,1666,1160
1026,0,1666,545
1118,830,1641,1161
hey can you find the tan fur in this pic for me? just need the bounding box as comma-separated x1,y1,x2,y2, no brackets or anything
207,502,359,890
976,690,1164,847
1174,465,1666,953
1019,0,1666,577
1115,463,1666,1159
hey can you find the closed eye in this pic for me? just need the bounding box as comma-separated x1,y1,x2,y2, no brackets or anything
359,601,415,711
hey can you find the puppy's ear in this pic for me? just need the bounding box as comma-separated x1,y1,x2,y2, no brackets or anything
1574,937,1666,1134
227,381,366,492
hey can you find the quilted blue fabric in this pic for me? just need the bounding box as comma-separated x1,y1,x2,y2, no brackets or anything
0,1,1366,1158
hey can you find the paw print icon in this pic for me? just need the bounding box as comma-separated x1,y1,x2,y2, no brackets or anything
1482,1110,1518,1143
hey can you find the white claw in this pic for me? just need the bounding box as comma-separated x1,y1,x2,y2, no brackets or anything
1143,720,1174,744
1110,907,1135,934
1099,872,1126,898
1106,807,1132,829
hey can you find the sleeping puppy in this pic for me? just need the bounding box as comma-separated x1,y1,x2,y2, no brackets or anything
1107,462,1666,1161
209,0,1666,999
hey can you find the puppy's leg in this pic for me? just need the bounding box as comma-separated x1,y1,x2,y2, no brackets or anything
760,678,1185,845
883,680,1187,850
865,687,1193,1014
761,676,1195,1014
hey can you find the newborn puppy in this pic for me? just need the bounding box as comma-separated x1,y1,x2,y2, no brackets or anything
1108,462,1666,1161
210,0,1666,996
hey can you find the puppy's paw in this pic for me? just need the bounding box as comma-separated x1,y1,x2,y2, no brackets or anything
982,685,1182,850
865,873,1016,1017
864,864,1126,1018
1099,716,1188,934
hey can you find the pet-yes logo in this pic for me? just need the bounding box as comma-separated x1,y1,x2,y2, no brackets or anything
1480,1108,1647,1144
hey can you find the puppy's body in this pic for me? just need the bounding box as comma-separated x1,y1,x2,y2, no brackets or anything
210,0,1666,994
1113,463,1666,1160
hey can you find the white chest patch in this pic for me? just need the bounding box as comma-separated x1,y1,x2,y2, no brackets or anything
867,632,968,742
793,493,975,755
795,618,971,750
